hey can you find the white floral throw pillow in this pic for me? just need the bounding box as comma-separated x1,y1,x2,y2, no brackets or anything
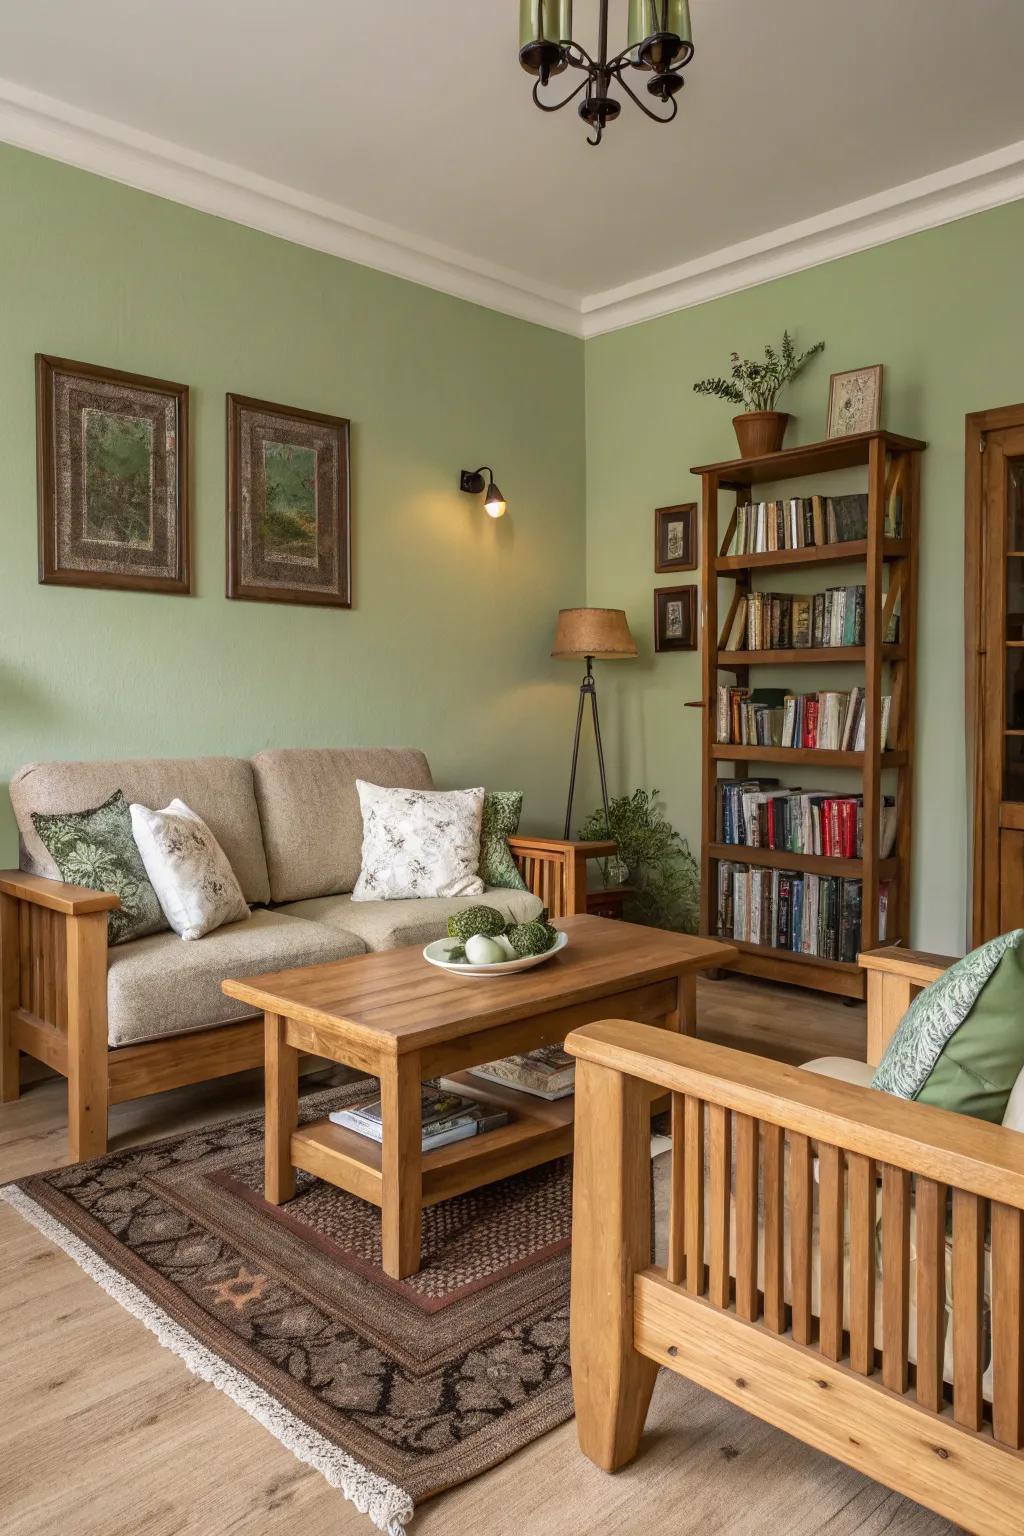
351,782,486,901
130,798,250,940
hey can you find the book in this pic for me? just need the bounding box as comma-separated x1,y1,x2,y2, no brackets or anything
329,1084,509,1150
454,1044,576,1101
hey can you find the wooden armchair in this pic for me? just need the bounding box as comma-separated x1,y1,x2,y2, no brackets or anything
0,836,613,1162
566,946,1024,1534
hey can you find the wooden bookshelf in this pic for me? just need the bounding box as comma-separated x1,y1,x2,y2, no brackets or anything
695,429,925,1000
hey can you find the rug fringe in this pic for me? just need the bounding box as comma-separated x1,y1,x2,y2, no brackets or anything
1,1184,415,1535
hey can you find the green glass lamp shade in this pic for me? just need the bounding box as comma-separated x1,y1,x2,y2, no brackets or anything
519,0,573,76
627,0,692,70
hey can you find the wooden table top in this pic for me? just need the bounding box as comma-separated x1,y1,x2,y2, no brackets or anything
222,914,734,1056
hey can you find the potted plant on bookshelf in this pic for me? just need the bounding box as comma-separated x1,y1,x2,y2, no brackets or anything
693,330,825,457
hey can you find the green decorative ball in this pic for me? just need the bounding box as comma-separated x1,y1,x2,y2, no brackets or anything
446,905,506,942
506,920,557,958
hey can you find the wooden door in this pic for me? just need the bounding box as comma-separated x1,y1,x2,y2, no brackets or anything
967,409,1024,943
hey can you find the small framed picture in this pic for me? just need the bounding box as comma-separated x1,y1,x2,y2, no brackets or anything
36,354,189,594
827,365,883,438
654,502,697,572
226,393,351,607
654,585,698,653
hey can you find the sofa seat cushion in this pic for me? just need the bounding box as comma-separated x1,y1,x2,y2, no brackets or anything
107,909,366,1048
252,747,434,903
12,755,271,905
279,889,544,952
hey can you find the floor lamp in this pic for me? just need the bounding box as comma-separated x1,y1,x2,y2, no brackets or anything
551,607,638,839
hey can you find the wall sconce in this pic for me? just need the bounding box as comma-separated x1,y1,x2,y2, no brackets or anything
459,465,507,518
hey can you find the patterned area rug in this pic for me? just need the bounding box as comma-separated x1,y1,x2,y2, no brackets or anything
1,1081,576,1534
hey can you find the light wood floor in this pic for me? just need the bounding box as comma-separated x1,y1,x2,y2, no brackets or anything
0,976,949,1535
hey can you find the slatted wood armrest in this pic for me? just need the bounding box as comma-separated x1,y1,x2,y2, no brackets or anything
507,837,619,916
858,945,958,988
858,945,959,1066
0,869,120,915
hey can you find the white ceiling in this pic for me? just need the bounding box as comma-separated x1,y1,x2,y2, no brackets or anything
1,0,1023,334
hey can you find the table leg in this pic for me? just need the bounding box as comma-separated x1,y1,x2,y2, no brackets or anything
265,1011,298,1204
380,1050,423,1279
677,972,697,1036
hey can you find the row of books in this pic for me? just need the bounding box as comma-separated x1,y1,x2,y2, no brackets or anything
723,492,903,557
328,1048,577,1153
715,862,891,963
716,686,893,752
715,778,898,859
722,586,900,652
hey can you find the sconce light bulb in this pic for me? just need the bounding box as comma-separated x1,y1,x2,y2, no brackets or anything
484,480,506,518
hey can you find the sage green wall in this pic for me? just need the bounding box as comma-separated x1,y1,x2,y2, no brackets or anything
0,145,586,864
586,200,1024,956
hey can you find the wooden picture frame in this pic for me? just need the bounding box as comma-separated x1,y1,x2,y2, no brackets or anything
36,354,190,594
827,365,883,438
654,585,698,652
226,393,351,607
654,502,697,573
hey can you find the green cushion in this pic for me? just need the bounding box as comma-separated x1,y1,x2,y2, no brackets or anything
31,789,167,946
478,791,528,891
871,931,1024,1123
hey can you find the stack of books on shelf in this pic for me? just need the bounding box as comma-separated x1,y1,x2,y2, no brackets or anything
329,1084,509,1151
715,861,890,963
722,586,900,652
724,491,903,556
716,685,893,751
715,777,898,858
442,1045,575,1102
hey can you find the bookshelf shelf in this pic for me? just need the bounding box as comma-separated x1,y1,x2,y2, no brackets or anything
709,744,907,768
715,537,908,574
707,843,899,879
719,645,906,667
696,428,923,1001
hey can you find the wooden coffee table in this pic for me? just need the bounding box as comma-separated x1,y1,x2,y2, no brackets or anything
222,914,734,1278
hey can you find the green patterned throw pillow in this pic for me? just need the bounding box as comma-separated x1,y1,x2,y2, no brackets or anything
871,930,1024,1123
32,790,167,946
478,791,528,891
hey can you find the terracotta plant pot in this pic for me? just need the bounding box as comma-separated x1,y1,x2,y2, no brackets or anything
733,411,790,457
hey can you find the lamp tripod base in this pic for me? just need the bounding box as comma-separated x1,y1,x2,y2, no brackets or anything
563,656,612,841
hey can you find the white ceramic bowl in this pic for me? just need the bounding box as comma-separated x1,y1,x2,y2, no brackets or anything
423,929,569,977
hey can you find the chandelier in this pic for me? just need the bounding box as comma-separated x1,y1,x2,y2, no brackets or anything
518,1,694,146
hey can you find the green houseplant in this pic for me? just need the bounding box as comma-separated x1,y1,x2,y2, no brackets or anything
693,329,824,457
577,788,699,935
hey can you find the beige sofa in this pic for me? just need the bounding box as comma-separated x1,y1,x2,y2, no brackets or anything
1,747,613,1159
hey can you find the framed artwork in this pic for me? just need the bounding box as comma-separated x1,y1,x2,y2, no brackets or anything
827,365,883,438
654,585,698,653
226,394,351,607
36,354,189,594
654,502,697,573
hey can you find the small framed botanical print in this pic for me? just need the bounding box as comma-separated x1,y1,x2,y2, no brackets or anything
654,502,697,573
226,394,351,607
654,585,698,652
36,354,189,594
827,365,883,438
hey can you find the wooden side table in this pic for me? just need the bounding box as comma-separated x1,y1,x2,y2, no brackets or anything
586,884,633,920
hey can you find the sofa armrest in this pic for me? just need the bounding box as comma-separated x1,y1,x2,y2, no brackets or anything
507,837,618,917
0,869,120,916
858,945,959,1068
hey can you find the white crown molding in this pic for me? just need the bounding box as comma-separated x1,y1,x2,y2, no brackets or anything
580,140,1024,337
1,76,1022,343
0,77,583,336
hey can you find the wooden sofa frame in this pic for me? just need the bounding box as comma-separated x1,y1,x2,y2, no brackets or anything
0,835,614,1161
567,946,1024,1534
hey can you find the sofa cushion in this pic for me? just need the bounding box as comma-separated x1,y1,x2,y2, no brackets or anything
479,791,528,891
252,747,433,903
106,909,365,1048
799,1056,877,1089
872,929,1024,1123
12,755,271,905
32,789,166,946
279,888,544,952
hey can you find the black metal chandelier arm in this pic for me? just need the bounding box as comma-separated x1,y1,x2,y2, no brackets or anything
531,73,591,114
561,40,598,72
610,65,680,125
